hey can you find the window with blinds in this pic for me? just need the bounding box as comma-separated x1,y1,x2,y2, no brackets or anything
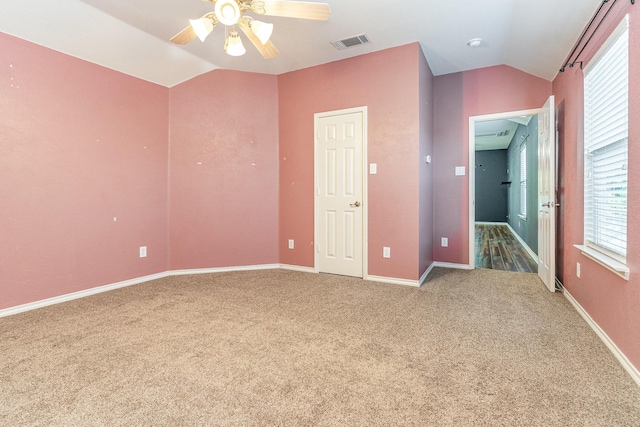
583,15,628,261
520,145,527,218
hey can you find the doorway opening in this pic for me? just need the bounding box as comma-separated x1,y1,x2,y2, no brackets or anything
470,96,556,292
473,114,539,273
469,108,540,274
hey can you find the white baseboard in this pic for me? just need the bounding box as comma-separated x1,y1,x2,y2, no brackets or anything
563,288,640,387
366,275,420,287
0,264,281,318
4,264,426,317
0,272,170,318
166,264,281,277
280,264,316,274
431,261,474,270
476,221,538,263
505,222,538,263
419,263,436,286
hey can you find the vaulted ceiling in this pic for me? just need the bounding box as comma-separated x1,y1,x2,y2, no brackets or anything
0,0,602,87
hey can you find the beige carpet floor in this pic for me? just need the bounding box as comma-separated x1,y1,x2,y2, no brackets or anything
1,268,639,426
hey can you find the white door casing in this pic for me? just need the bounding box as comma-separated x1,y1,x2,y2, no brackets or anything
469,98,556,292
315,107,367,278
537,96,556,292
468,108,540,270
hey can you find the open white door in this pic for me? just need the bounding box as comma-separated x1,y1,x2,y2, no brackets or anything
315,108,366,278
537,96,556,292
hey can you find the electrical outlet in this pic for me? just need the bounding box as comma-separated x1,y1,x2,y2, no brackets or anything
441,237,448,247
139,246,147,258
576,262,581,278
288,239,294,249
383,247,391,258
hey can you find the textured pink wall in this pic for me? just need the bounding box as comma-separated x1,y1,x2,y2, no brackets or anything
0,33,169,309
418,50,435,277
168,70,279,269
433,66,552,264
553,1,640,370
278,44,422,280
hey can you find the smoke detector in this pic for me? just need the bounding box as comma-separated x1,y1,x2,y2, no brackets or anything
467,38,483,48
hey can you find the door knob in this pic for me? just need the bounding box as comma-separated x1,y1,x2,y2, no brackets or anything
350,201,361,207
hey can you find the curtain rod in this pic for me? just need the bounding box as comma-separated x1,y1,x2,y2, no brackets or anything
559,0,634,72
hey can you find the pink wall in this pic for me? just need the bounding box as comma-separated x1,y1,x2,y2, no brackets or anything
553,1,640,370
0,33,169,309
278,43,423,281
168,70,279,269
418,50,435,276
433,66,552,264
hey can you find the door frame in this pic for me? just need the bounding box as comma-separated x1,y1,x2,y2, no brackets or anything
314,106,369,277
468,108,540,270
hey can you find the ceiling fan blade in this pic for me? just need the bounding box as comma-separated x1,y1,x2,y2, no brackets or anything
171,25,197,44
170,13,217,44
238,18,280,59
259,1,330,21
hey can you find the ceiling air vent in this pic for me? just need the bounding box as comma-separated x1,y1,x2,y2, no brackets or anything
331,34,371,50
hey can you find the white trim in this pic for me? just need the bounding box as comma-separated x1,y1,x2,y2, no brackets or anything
314,106,369,279
167,264,281,276
280,264,316,274
505,222,539,263
0,271,170,318
563,287,640,387
366,275,420,287
574,244,630,280
0,264,434,318
469,108,541,270
475,221,538,263
419,263,436,286
0,264,278,318
431,261,474,270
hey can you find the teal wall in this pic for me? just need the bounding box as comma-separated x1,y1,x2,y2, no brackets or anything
507,116,539,254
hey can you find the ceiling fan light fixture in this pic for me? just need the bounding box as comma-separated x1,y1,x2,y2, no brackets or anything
225,30,246,56
190,17,214,42
250,20,274,45
215,0,241,26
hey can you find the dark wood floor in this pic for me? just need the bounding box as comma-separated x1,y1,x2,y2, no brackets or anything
475,224,538,273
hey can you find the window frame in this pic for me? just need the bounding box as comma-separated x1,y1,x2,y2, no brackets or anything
577,15,629,279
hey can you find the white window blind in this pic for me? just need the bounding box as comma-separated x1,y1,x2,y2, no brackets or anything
520,145,527,217
583,16,628,260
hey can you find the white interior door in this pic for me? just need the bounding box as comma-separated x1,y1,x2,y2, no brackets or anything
315,108,365,277
538,96,556,292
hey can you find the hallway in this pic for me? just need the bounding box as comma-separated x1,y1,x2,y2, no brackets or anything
475,223,538,273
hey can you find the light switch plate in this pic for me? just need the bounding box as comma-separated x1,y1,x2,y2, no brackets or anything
370,163,377,174
455,166,466,176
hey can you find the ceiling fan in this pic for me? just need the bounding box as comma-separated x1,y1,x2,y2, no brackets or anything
171,0,331,59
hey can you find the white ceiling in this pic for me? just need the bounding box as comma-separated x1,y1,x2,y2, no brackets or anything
475,117,535,151
0,0,602,87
